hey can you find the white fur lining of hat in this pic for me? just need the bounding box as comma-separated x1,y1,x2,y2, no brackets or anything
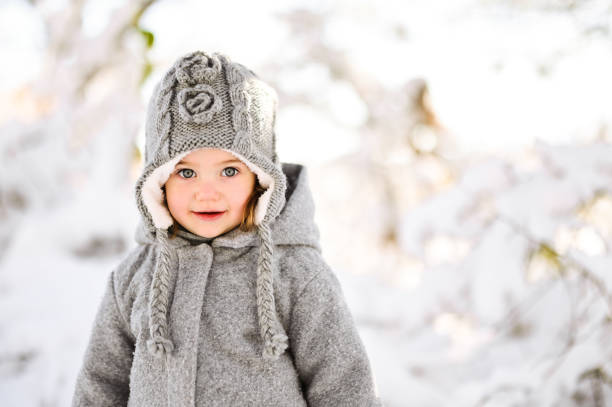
141,148,273,230
142,151,190,229
222,150,273,225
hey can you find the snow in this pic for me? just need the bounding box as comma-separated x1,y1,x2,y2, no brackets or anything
3,0,612,405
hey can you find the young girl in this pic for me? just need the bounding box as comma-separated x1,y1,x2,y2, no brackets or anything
72,51,382,406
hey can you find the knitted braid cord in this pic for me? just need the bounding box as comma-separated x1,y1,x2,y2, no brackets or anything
154,67,177,163
256,223,289,360
219,54,254,156
147,228,175,357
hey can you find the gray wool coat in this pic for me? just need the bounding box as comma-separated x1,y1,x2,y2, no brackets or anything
72,164,382,406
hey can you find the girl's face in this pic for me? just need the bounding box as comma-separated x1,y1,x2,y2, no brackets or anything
164,148,256,239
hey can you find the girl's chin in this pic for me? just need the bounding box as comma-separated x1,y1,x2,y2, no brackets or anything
187,223,240,240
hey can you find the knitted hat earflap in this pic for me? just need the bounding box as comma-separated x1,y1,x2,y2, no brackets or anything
147,228,175,357
256,222,288,359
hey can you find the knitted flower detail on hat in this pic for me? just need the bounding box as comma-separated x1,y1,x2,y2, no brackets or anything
175,52,222,85
177,84,222,125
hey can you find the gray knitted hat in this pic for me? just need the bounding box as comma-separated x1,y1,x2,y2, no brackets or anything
135,51,288,360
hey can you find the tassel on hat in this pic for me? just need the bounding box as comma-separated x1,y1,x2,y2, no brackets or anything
256,223,288,359
146,228,175,357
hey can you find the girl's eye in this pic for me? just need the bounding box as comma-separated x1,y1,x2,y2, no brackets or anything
222,167,238,177
178,168,195,179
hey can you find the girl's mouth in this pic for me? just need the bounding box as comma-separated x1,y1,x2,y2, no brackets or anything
193,211,225,221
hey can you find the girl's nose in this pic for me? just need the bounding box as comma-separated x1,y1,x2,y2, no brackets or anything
194,180,221,201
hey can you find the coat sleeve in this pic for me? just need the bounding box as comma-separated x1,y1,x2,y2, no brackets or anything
289,262,383,407
72,270,135,406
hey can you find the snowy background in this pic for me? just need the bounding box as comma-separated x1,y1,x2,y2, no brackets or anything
2,0,612,405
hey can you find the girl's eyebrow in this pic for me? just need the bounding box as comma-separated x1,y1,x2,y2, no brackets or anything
176,159,245,166
220,159,245,165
